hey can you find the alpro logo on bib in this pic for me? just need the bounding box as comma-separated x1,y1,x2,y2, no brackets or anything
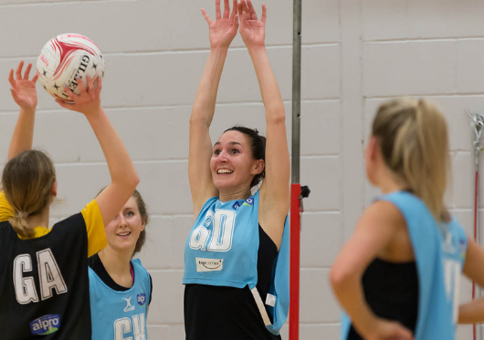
30,314,60,335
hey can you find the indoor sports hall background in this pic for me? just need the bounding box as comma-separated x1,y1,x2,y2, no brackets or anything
0,0,484,339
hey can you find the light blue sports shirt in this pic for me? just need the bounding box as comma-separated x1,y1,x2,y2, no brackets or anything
341,191,468,340
89,258,151,340
183,190,290,335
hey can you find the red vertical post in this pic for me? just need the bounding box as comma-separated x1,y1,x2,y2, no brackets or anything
474,170,479,340
289,184,301,340
291,0,302,335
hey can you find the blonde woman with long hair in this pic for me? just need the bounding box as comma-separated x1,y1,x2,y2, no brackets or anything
331,98,484,340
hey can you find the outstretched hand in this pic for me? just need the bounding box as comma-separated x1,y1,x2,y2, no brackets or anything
202,0,239,49
8,61,38,111
55,76,102,118
238,0,266,49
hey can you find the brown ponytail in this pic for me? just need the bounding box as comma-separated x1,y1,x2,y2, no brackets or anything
2,150,56,238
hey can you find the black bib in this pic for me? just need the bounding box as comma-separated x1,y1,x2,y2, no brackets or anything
0,214,91,340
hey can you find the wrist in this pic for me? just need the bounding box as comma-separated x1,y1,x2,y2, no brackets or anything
353,313,379,337
84,107,105,122
247,45,267,61
247,44,266,54
210,45,230,53
20,107,36,115
208,47,229,65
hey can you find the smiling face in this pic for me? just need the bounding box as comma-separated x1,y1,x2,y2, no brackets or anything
210,130,264,194
104,196,146,254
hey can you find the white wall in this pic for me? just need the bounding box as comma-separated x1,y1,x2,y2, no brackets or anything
0,0,483,339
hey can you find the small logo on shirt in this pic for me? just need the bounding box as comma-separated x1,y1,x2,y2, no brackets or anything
233,202,240,210
123,297,135,312
196,257,223,272
459,238,467,259
137,293,147,307
242,197,254,207
30,314,60,335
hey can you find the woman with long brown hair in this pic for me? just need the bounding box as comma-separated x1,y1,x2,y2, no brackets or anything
183,1,290,339
88,189,152,340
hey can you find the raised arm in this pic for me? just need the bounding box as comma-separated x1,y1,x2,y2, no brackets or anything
56,77,139,228
238,1,289,245
189,0,239,216
7,61,39,161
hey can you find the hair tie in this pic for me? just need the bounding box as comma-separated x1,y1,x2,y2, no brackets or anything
16,211,28,219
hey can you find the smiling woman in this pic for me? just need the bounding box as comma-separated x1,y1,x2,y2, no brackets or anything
210,127,265,196
183,1,290,339
88,189,152,340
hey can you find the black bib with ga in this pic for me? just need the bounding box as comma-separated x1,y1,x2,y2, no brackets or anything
0,213,91,340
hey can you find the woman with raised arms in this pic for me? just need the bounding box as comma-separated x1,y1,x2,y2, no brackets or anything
183,1,290,339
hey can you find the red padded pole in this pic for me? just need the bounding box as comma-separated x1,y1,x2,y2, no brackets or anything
289,183,301,340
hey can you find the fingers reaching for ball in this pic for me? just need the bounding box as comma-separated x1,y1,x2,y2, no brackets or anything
76,76,88,96
55,75,103,117
15,61,23,81
60,83,75,102
9,61,38,85
94,76,103,96
8,61,38,111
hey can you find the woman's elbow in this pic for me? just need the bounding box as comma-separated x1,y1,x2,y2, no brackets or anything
329,265,353,290
266,110,285,124
127,174,140,190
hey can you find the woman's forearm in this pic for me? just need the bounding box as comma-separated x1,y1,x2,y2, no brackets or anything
86,108,138,189
331,270,378,337
459,298,484,324
191,47,229,126
8,107,36,161
247,46,284,120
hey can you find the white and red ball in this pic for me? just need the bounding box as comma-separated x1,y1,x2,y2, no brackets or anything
36,34,105,101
